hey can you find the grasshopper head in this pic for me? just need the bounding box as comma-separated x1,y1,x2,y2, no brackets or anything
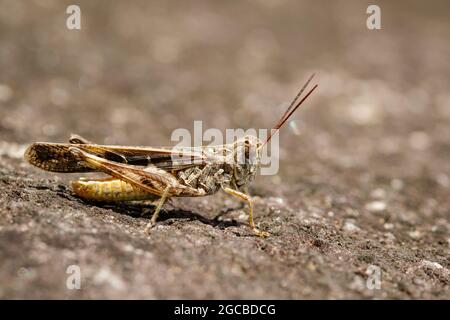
232,135,263,188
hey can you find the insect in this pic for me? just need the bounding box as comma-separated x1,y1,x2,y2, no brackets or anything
24,74,318,237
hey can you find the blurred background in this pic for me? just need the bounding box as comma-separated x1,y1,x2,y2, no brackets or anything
0,0,449,183
0,0,448,299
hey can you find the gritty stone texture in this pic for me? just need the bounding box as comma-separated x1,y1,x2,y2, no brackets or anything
0,0,449,299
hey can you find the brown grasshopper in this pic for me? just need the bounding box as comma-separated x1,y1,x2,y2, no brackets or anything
24,74,318,237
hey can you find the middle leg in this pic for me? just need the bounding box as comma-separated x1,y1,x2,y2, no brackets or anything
222,187,270,237
144,185,171,233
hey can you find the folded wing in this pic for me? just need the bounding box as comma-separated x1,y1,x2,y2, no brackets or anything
24,142,207,173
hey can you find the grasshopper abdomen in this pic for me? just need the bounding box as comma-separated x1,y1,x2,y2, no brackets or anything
72,178,158,202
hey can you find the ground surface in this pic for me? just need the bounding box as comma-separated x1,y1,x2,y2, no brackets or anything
0,0,449,299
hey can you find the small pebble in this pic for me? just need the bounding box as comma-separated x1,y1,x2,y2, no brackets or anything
370,188,386,199
383,223,394,230
413,277,426,286
343,220,360,233
349,275,366,291
345,208,360,217
238,213,247,220
274,197,284,205
123,244,134,252
365,201,386,212
93,267,126,290
384,232,396,241
408,230,422,240
348,103,380,125
420,260,443,270
399,211,418,224
307,262,316,271
431,225,441,232
0,141,27,159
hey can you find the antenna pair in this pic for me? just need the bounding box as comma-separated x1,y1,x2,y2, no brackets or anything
261,73,318,148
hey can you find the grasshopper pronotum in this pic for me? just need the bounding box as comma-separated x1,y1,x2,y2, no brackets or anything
24,74,318,237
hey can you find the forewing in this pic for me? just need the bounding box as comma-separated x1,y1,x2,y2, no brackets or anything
24,142,207,173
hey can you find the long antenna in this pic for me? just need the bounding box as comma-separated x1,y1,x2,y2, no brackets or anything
278,73,315,125
261,74,318,148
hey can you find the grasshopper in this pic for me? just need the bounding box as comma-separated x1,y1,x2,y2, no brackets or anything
24,74,318,237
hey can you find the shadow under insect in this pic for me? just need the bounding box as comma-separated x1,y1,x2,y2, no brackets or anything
82,197,243,230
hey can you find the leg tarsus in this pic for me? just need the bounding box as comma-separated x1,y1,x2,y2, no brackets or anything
252,228,270,237
222,187,270,237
